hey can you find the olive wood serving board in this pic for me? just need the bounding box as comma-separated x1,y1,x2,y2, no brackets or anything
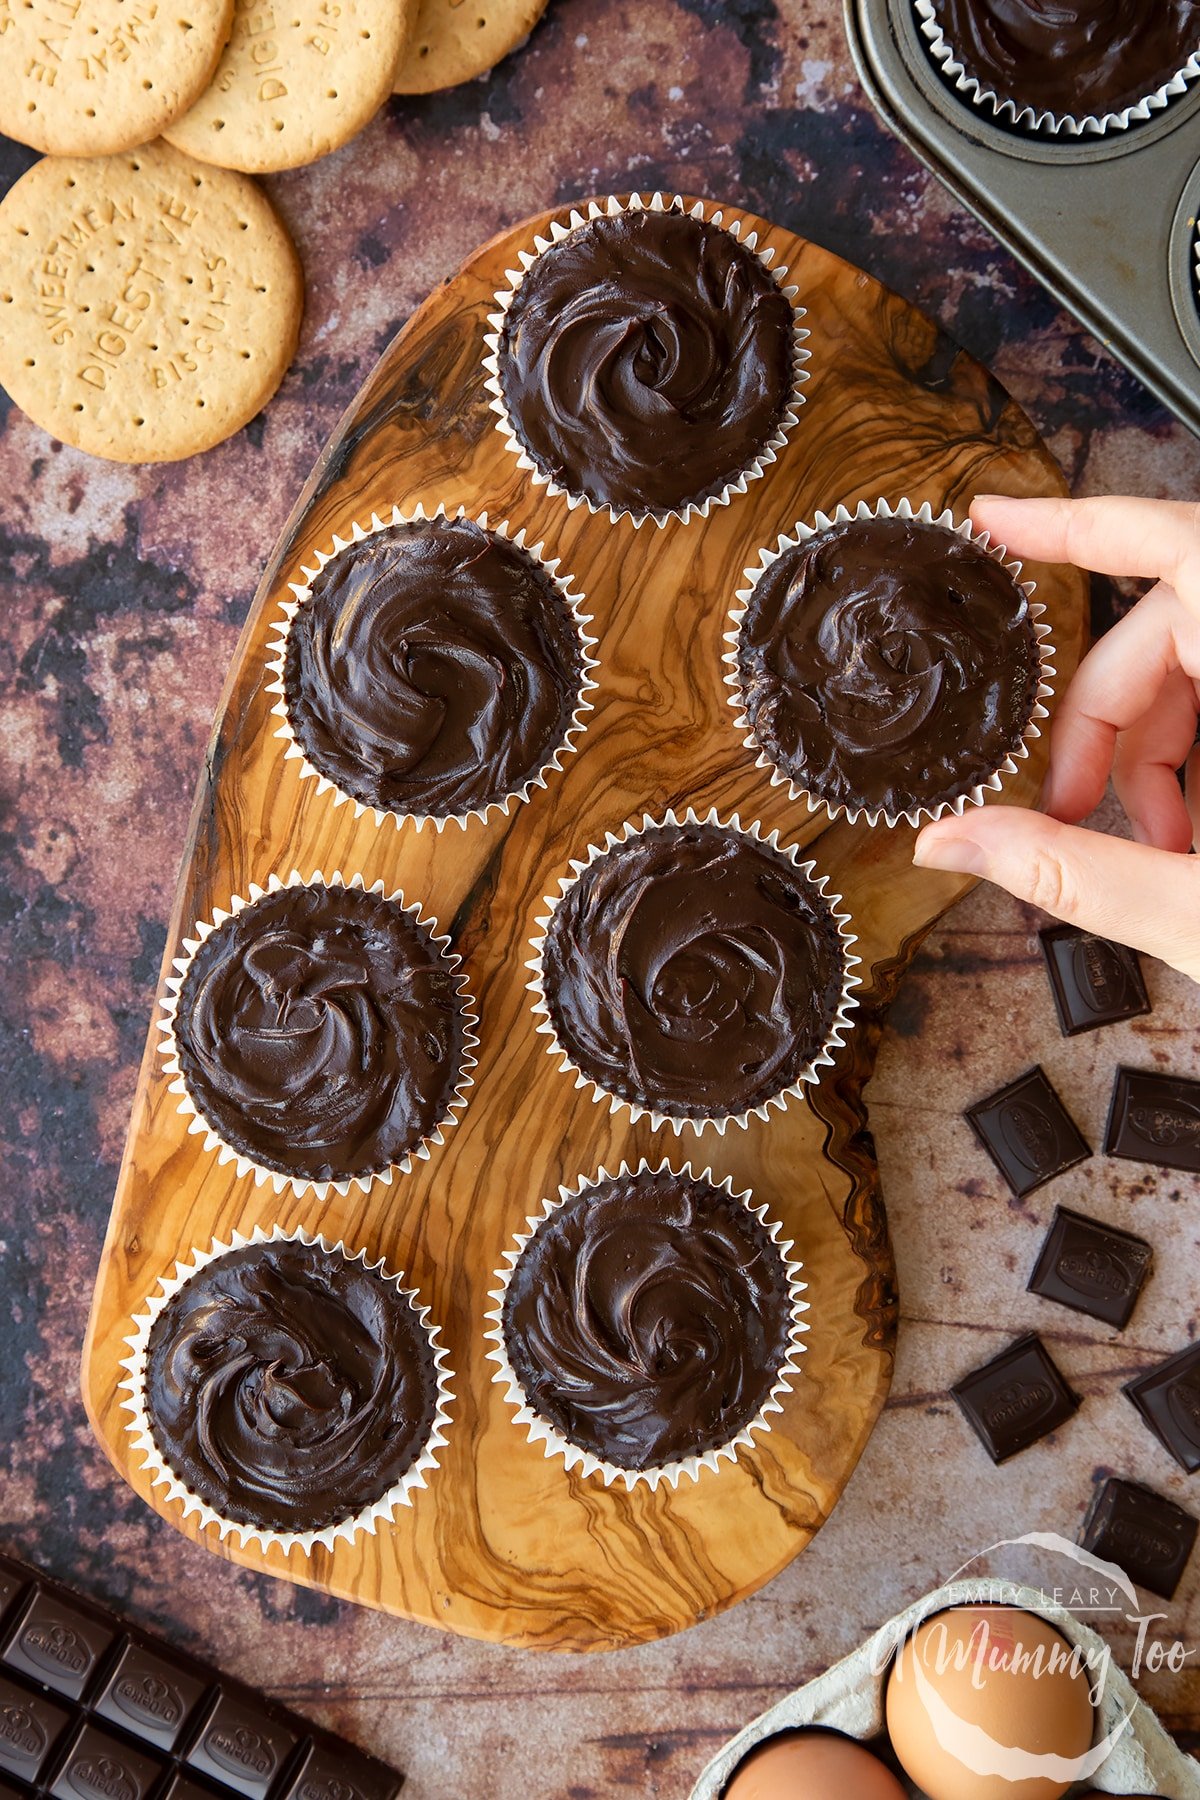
81,196,1087,1653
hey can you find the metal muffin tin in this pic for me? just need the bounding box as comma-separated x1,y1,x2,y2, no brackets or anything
844,0,1200,438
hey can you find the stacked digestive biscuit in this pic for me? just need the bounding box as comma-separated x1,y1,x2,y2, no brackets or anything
0,0,550,461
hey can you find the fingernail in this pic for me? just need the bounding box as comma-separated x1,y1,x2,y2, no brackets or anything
913,833,987,876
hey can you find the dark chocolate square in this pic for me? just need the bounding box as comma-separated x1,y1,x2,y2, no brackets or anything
93,1640,210,1752
1,1591,116,1702
1080,1477,1198,1601
1038,926,1150,1036
0,1673,70,1782
1104,1066,1200,1171
0,1565,28,1636
965,1067,1091,1198
951,1332,1080,1463
1124,1341,1200,1474
186,1692,298,1800
1027,1205,1152,1330
160,1780,229,1800
50,1723,165,1800
282,1743,403,1800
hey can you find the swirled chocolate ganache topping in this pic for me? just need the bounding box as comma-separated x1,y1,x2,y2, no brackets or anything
172,883,467,1181
501,1168,794,1470
928,0,1200,121
145,1239,439,1531
540,821,846,1120
497,206,796,519
284,518,588,819
736,516,1040,818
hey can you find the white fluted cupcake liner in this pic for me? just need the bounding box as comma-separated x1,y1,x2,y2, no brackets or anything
156,869,478,1199
914,0,1200,137
481,192,810,528
264,503,600,832
724,496,1056,830
526,806,861,1136
483,1158,808,1492
118,1224,454,1555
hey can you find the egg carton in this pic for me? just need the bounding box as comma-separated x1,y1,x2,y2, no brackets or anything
689,1578,1200,1799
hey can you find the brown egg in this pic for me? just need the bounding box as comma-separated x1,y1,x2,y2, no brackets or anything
723,1731,907,1799
885,1605,1095,1800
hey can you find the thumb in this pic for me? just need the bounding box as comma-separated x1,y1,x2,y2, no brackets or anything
913,806,1200,981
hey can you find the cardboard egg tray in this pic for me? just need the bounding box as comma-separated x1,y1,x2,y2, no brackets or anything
690,1578,1200,1798
844,0,1200,438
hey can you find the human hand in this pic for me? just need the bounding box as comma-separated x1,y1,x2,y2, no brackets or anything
913,494,1200,982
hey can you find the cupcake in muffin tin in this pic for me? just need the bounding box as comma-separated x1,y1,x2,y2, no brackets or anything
914,0,1200,137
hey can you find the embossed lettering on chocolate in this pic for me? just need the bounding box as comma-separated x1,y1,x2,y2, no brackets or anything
928,0,1200,120
539,821,848,1121
735,516,1041,819
145,1240,439,1532
501,1167,794,1470
283,517,588,819
497,206,796,519
172,883,467,1181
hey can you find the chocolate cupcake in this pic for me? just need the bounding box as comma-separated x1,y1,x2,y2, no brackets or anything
158,871,477,1196
120,1226,453,1552
482,193,808,526
726,499,1054,828
527,809,859,1133
915,0,1200,136
266,506,598,829
485,1161,807,1490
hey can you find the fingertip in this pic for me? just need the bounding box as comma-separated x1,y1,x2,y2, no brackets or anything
1130,812,1195,855
1038,764,1096,825
968,493,1017,530
913,818,986,875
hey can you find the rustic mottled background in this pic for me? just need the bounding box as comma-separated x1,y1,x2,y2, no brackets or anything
1,1,1199,1794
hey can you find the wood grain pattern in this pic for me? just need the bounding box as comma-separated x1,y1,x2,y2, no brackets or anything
80,197,1087,1652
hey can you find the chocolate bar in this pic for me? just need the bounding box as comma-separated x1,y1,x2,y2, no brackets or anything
1027,1204,1152,1330
1104,1066,1200,1172
965,1066,1091,1199
951,1332,1080,1463
1080,1477,1198,1601
1124,1341,1200,1474
0,1551,402,1800
1037,926,1150,1036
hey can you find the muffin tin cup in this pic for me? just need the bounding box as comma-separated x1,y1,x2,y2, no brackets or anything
913,0,1200,138
724,496,1056,831
525,805,861,1136
264,503,600,832
117,1223,455,1557
482,1158,809,1493
156,869,479,1200
481,191,811,529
